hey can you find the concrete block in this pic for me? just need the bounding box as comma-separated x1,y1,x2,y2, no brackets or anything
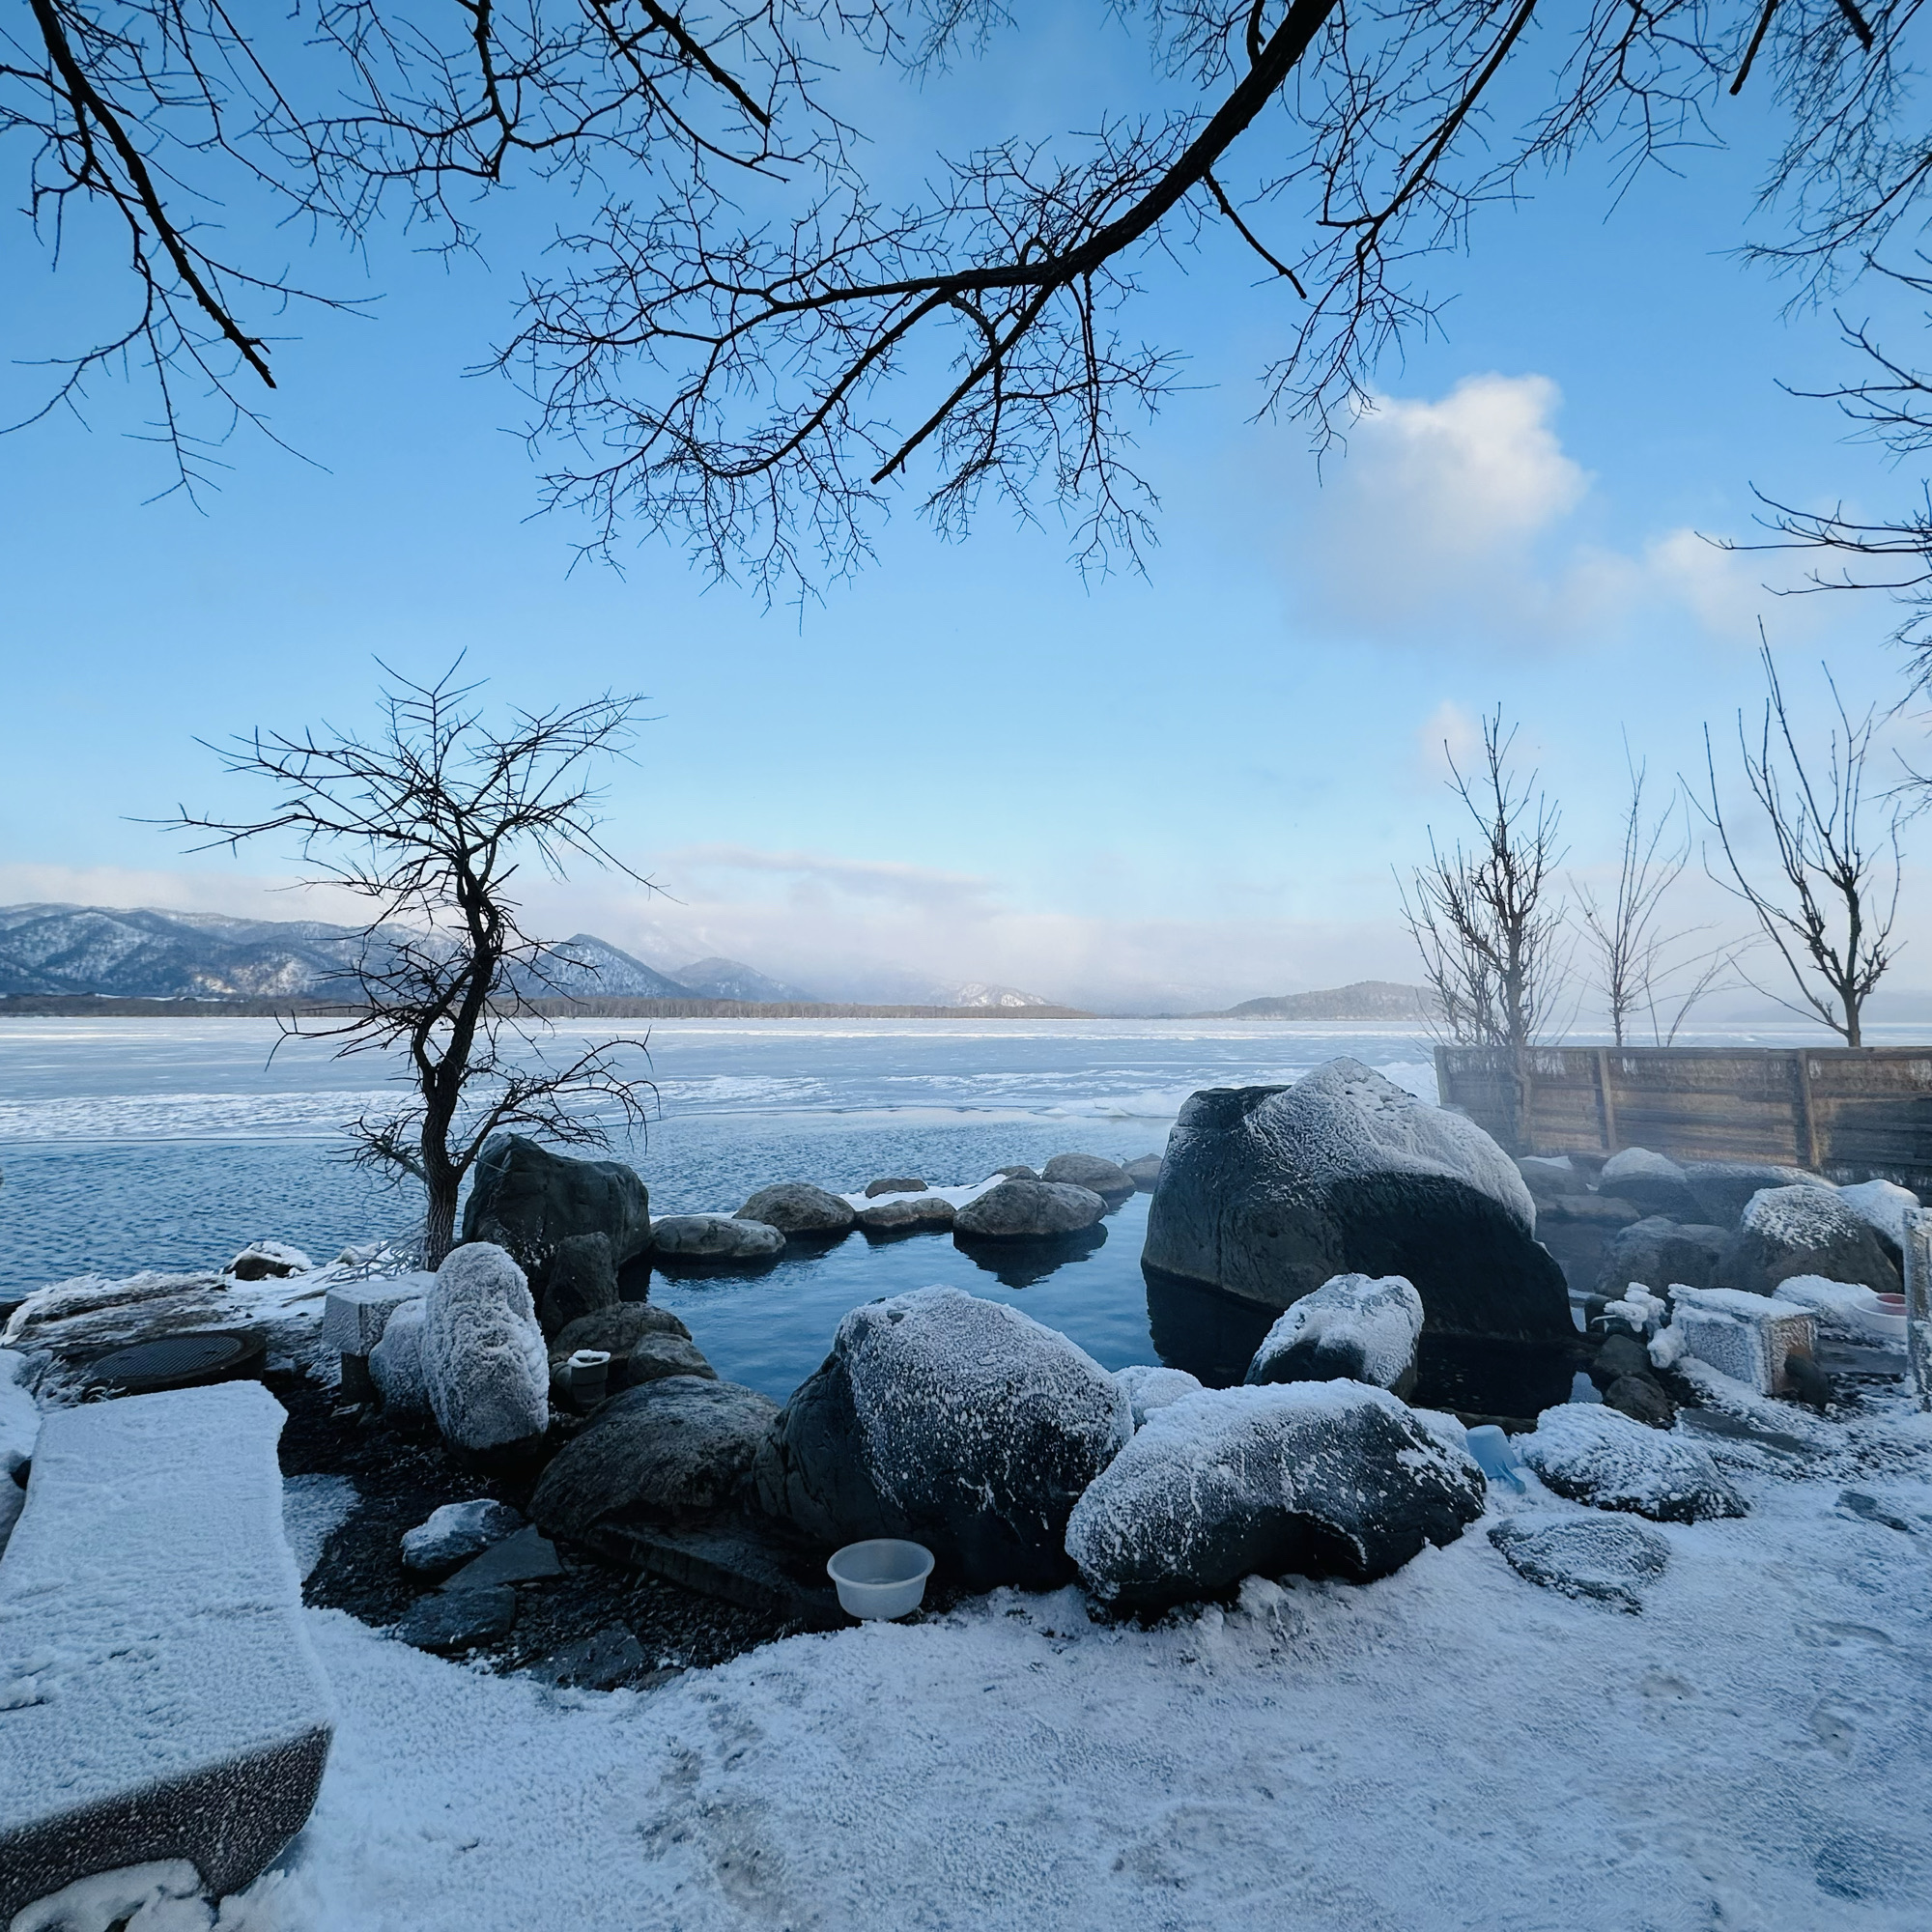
1672,1287,1817,1396
321,1275,432,1356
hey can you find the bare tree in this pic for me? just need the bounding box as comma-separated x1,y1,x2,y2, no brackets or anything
174,665,655,1264
1573,743,1736,1046
1399,709,1567,1050
1694,641,1905,1048
7,5,1929,590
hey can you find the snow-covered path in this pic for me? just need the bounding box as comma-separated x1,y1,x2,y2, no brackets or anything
285,1408,1932,1932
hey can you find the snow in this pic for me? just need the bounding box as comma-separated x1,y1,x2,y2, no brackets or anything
399,1499,525,1577
421,1245,548,1454
1245,1272,1424,1389
367,1300,430,1416
834,1176,1002,1212
1772,1274,1903,1345
0,1384,334,1918
272,1378,1932,1929
320,1276,433,1357
0,1348,38,1476
1601,1147,1687,1185
1603,1285,1669,1335
1742,1183,1863,1249
1519,1404,1747,1522
1666,1289,1817,1397
227,1242,314,1276
280,1476,357,1582
1834,1179,1920,1254
1113,1363,1202,1430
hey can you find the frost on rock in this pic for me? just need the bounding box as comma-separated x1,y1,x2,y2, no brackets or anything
225,1241,313,1281
1771,1273,1889,1338
367,1300,430,1416
1519,1404,1747,1522
1720,1185,1901,1301
1833,1179,1919,1258
1245,1273,1424,1391
0,1384,333,1920
1114,1364,1203,1431
8,1860,207,1932
753,1286,1132,1590
421,1245,549,1456
1143,1058,1569,1339
400,1499,526,1578
1065,1381,1485,1609
1598,1148,1697,1218
1489,1516,1670,1614
1665,1287,1817,1397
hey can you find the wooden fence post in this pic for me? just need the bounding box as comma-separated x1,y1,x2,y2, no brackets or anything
1907,1209,1932,1412
1792,1051,1820,1171
1595,1049,1618,1153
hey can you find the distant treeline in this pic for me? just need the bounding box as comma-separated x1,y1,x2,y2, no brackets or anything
0,994,1095,1021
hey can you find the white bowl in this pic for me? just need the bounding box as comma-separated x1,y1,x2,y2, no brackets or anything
826,1539,934,1621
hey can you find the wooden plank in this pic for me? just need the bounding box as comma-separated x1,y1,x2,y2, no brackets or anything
1596,1049,1617,1151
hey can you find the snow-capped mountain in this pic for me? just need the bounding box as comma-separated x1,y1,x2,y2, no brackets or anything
673,956,823,1003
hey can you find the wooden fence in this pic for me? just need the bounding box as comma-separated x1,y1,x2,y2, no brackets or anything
1435,1043,1932,1193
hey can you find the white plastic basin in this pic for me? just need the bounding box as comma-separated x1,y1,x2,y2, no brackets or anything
826,1539,934,1621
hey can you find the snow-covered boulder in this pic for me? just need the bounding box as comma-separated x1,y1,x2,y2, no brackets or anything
226,1240,314,1281
1489,1516,1670,1614
1065,1382,1485,1610
1771,1273,1894,1342
1598,1149,1699,1221
0,1350,39,1556
1244,1273,1423,1392
1666,1287,1817,1397
400,1499,526,1578
1518,1404,1746,1522
1834,1179,1920,1262
753,1287,1132,1591
460,1133,651,1273
1039,1153,1136,1203
531,1377,779,1546
0,1384,333,1919
1115,1364,1203,1430
1592,1217,1727,1297
736,1182,857,1236
1144,1058,1570,1338
1719,1185,1901,1301
1684,1160,1833,1230
421,1244,549,1458
651,1213,785,1263
366,1298,430,1416
952,1179,1104,1240
321,1274,433,1357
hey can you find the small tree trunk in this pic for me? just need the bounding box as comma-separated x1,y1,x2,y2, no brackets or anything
422,1179,459,1269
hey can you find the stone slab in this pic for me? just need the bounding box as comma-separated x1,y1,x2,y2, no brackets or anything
321,1276,431,1356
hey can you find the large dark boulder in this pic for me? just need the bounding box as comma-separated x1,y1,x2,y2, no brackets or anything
550,1302,697,1393
1684,1161,1833,1230
1719,1185,1902,1299
1519,1404,1746,1522
1597,1148,1700,1221
537,1232,620,1338
530,1377,780,1544
1065,1382,1485,1610
752,1286,1131,1590
1040,1153,1136,1204
651,1214,785,1264
460,1134,650,1273
1593,1216,1728,1297
953,1179,1105,1240
1143,1058,1570,1339
736,1182,856,1236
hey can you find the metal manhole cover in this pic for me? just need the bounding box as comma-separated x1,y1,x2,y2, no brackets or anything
86,1330,266,1396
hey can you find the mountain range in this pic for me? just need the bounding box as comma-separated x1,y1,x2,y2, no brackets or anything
0,905,1056,1010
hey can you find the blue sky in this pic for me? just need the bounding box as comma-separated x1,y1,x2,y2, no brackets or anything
2,14,1925,1010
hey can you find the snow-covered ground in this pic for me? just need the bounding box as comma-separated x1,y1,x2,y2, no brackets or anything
259,1391,1932,1932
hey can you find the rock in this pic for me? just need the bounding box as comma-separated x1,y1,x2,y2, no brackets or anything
1666,1286,1818,1397
1519,1404,1747,1521
1122,1154,1164,1192
1065,1382,1485,1610
1597,1149,1700,1221
400,1499,526,1577
736,1182,856,1236
1534,1193,1644,1298
537,1232,620,1338
530,1377,780,1544
526,1626,654,1691
952,1179,1105,1240
753,1286,1131,1591
865,1176,927,1197
1783,1351,1835,1410
550,1330,715,1405
1603,1373,1676,1429
394,1584,517,1653
1683,1160,1834,1230
1244,1273,1424,1392
552,1302,698,1391
460,1133,650,1272
323,1275,434,1356
1039,1153,1137,1203
1770,1273,1889,1339
440,1522,562,1591
651,1214,785,1264
1719,1185,1902,1301
856,1194,957,1235
1489,1516,1670,1613
1516,1155,1587,1203
367,1298,431,1416
226,1241,313,1281
1594,1217,1728,1298
1144,1058,1569,1339
1833,1178,1921,1264
1115,1364,1203,1430
421,1243,550,1458
992,1164,1040,1181
1589,1332,1653,1386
